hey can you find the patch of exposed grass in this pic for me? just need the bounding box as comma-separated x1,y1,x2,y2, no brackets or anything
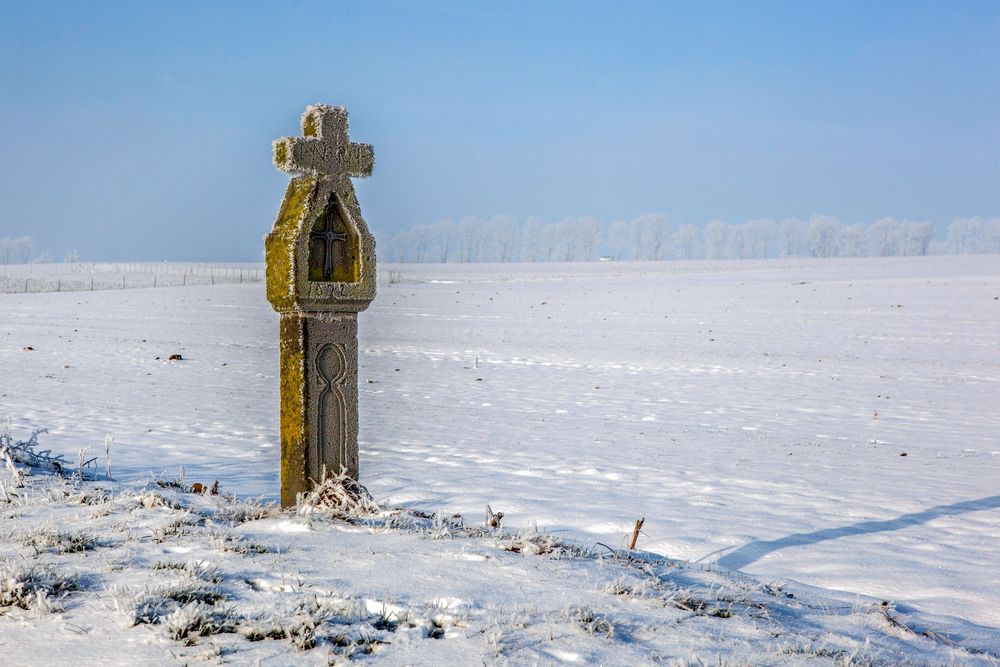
164,602,241,644
566,606,615,640
241,599,337,651
22,528,98,554
214,498,278,524
0,564,80,612
151,560,223,583
119,582,227,627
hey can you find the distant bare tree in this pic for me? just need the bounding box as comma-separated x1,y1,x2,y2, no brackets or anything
541,222,561,261
841,224,867,257
608,220,629,260
646,214,669,260
409,224,431,262
705,220,733,260
628,217,645,260
986,218,1000,253
947,217,983,254
574,216,603,260
458,215,483,262
490,215,519,262
672,224,699,259
429,219,454,262
779,218,808,257
809,215,841,258
64,249,81,264
521,216,542,261
11,236,35,264
478,222,497,262
556,217,579,261
630,213,668,260
733,223,751,259
390,230,409,262
867,218,900,257
742,219,775,258
899,221,934,256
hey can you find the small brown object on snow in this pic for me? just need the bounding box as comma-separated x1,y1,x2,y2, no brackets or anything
23,346,34,351
168,354,183,361
190,482,206,494
629,517,645,550
486,505,504,528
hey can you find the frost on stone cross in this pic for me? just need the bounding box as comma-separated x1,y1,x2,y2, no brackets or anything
273,105,374,179
265,103,377,508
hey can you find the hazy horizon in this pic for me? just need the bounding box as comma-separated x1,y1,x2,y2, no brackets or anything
2,1,998,262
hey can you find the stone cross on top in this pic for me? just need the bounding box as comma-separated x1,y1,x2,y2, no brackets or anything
273,105,374,180
265,104,378,507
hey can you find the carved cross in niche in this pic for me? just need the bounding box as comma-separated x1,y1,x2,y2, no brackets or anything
307,195,359,283
310,208,347,281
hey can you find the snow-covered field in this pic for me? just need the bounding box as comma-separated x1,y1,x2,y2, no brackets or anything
1,255,998,664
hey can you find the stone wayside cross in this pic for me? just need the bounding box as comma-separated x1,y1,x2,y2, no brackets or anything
265,104,376,508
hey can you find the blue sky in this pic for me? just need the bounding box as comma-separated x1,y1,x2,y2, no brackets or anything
1,1,998,261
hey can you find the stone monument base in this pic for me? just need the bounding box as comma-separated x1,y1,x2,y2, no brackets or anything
278,311,359,508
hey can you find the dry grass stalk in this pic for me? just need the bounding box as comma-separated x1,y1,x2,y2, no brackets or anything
629,517,645,550
485,505,504,528
297,467,380,516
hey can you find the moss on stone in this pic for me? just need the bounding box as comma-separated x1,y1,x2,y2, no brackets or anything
302,111,317,137
273,140,289,170
278,315,307,508
265,177,317,310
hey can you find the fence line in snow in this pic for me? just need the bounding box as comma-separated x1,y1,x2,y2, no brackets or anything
0,263,265,294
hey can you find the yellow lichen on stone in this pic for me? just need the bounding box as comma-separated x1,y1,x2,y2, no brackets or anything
265,176,317,310
278,315,307,507
273,139,289,170
302,111,318,137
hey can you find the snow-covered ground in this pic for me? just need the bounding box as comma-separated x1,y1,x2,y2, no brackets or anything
0,262,263,293
1,255,998,663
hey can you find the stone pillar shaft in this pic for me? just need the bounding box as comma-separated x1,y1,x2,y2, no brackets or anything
278,311,359,507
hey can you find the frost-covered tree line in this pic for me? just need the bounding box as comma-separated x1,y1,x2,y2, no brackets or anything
0,236,36,264
0,237,79,265
383,215,1000,263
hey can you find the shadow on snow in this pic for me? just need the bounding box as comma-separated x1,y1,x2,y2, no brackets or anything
718,495,1000,571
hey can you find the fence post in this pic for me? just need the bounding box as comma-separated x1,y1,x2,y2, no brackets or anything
91,277,94,291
